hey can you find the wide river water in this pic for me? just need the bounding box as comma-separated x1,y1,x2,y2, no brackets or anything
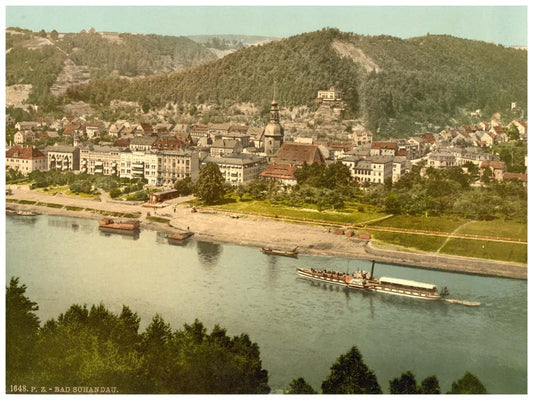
6,214,527,394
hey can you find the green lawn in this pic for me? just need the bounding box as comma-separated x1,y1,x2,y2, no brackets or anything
370,215,467,233
456,220,527,241
210,200,387,225
440,239,527,264
34,185,68,195
371,231,447,253
65,189,100,199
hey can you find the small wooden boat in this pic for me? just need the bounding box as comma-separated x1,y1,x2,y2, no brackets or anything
261,247,299,258
99,218,140,235
6,208,39,216
167,231,194,244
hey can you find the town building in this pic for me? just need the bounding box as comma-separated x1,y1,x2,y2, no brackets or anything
263,98,284,161
14,130,35,144
203,154,267,185
370,141,397,157
129,136,157,152
80,145,121,176
119,150,159,186
353,156,393,184
480,161,506,182
316,86,343,102
6,145,47,174
152,136,186,151
260,142,325,184
428,152,456,169
157,150,200,187
210,139,243,157
46,145,80,171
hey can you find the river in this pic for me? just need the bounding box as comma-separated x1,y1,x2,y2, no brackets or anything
5,214,527,394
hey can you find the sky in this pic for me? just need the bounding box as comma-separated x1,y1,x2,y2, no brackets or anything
3,4,529,47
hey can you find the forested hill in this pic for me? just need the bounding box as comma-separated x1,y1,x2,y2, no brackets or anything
65,28,526,137
6,27,217,108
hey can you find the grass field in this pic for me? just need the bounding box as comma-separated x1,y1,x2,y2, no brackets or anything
370,215,468,233
211,199,387,225
456,220,527,241
371,231,447,253
440,239,527,264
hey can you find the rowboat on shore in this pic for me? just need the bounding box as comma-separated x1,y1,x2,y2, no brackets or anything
6,208,39,216
261,247,299,258
167,231,194,244
98,218,140,235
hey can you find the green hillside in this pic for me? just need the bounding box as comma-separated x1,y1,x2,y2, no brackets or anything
7,28,527,137
65,29,526,137
6,28,217,112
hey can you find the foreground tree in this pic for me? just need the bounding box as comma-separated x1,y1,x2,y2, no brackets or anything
448,371,487,394
321,346,382,394
285,377,317,394
419,375,441,394
6,277,40,384
389,371,418,394
389,371,441,394
194,162,226,205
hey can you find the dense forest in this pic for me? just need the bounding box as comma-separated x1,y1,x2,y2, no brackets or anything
7,277,488,394
63,28,527,137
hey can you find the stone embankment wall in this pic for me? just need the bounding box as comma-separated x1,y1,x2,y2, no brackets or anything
364,242,526,280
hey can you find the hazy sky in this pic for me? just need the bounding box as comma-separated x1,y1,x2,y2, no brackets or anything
4,5,529,47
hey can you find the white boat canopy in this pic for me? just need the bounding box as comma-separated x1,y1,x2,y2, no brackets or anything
380,277,437,291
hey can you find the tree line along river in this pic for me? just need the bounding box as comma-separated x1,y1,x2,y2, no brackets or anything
5,214,527,394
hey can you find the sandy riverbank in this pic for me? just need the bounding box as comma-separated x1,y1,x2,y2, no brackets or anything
6,186,527,279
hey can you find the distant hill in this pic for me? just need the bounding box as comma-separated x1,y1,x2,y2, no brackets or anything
65,28,526,137
6,27,217,110
187,34,279,47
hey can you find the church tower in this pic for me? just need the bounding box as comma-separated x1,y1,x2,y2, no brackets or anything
263,94,284,162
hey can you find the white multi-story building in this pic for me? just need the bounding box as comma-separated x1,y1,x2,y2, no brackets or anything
119,150,159,186
202,154,267,185
80,146,121,176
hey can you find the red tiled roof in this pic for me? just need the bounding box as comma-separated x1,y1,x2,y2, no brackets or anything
152,137,185,150
113,138,130,147
273,143,325,166
6,145,46,159
503,172,527,182
371,141,397,149
480,161,506,170
260,163,297,180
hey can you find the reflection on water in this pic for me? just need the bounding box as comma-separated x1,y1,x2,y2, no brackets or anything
155,231,168,244
196,240,222,266
7,215,38,226
99,231,140,240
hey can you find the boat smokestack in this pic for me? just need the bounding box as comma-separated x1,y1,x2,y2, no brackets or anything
370,260,375,279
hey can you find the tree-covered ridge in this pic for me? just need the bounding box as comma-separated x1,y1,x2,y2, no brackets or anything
65,29,526,138
5,28,217,113
60,31,217,77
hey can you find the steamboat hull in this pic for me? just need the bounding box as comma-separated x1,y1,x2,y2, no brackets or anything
297,268,442,301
